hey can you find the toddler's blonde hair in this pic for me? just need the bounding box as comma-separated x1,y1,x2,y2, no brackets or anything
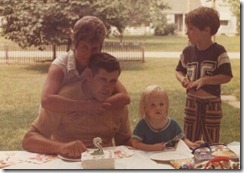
138,85,169,119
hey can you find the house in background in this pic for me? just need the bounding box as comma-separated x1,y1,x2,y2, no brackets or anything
163,0,237,36
163,0,202,35
124,0,238,36
200,0,237,35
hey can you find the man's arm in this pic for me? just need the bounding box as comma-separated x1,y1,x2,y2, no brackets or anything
22,126,86,158
113,107,132,146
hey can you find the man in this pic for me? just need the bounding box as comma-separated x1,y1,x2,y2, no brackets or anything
22,52,132,159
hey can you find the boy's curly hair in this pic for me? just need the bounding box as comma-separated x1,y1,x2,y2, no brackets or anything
185,7,220,35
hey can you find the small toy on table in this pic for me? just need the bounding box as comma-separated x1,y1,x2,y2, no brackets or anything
81,137,115,169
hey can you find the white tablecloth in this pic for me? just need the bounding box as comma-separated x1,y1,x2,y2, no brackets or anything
0,141,240,170
1,150,174,169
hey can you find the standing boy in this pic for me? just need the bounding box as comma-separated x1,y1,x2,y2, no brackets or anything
175,7,233,143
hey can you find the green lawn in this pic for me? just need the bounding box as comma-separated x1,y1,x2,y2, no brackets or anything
0,58,240,150
107,34,240,52
0,35,240,52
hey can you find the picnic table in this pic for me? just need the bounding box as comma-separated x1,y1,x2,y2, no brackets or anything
0,141,240,169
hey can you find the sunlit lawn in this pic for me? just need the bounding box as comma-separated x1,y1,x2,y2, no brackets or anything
0,58,240,150
107,34,240,52
0,34,240,52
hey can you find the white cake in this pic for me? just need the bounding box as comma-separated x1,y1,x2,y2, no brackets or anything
81,150,115,169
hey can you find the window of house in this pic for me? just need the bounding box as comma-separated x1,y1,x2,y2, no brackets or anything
220,20,229,26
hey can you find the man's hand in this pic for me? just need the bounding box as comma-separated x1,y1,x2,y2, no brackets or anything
58,140,87,158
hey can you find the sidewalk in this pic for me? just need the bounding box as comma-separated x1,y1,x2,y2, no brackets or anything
221,95,240,109
0,51,240,59
145,52,240,59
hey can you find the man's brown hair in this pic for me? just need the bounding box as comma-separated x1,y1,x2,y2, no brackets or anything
88,52,121,76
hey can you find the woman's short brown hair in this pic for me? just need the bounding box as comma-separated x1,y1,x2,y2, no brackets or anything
72,16,107,48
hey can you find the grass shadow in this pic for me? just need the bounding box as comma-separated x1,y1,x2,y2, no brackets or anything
24,63,50,74
120,61,145,71
23,61,145,73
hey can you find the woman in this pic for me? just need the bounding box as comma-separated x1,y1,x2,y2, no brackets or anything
41,16,130,114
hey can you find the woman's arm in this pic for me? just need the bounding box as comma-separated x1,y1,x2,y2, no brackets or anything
104,80,130,109
41,65,109,114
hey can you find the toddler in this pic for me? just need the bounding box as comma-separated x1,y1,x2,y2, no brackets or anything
132,85,203,151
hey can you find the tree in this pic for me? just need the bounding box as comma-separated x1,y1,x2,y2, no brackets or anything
149,0,170,35
0,0,129,53
0,0,169,53
90,0,129,41
223,0,240,34
0,0,48,48
0,0,92,50
125,0,169,27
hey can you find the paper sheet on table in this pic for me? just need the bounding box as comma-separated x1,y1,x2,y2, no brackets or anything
0,151,21,168
1,150,57,169
111,146,134,159
17,151,57,164
149,140,193,161
115,152,173,169
227,142,240,159
103,145,173,169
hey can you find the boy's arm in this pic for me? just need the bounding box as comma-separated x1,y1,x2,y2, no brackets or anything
104,80,131,109
176,71,190,88
187,74,232,90
183,138,204,149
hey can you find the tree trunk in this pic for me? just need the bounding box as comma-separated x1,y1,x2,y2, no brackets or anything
52,44,56,60
66,38,72,52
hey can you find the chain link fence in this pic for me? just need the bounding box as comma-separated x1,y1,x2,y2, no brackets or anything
0,41,145,63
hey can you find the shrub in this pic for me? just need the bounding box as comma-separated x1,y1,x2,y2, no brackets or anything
154,23,177,36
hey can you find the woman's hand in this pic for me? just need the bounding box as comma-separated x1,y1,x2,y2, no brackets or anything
85,100,111,115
